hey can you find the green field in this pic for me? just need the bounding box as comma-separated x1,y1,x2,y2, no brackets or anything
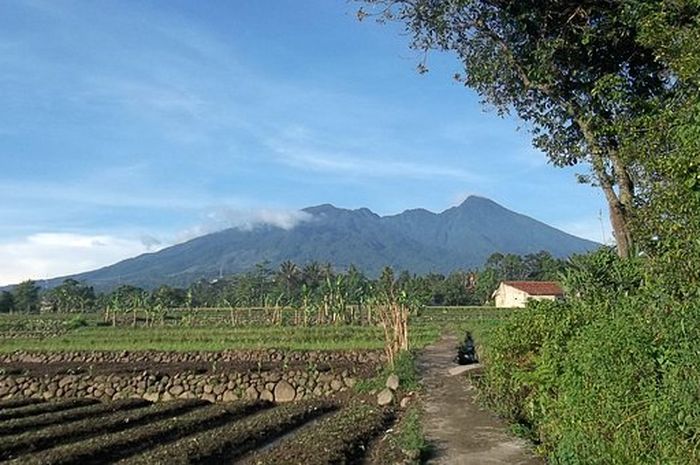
0,306,511,352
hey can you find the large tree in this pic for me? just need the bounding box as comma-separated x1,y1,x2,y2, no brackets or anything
45,278,96,313
0,291,14,313
626,0,700,294
13,280,40,313
358,0,671,257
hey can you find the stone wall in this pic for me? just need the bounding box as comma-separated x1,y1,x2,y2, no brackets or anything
0,368,360,403
0,349,384,403
0,349,384,366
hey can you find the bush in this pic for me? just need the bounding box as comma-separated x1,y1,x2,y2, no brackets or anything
478,253,700,464
63,316,89,330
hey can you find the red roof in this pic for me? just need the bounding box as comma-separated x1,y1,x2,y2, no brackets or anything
503,281,563,296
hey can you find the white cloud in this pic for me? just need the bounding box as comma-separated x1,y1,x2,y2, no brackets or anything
176,207,313,242
0,233,162,285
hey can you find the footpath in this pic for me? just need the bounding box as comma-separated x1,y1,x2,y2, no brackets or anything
418,335,543,465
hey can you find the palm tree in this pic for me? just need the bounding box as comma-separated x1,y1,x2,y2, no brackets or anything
276,260,300,296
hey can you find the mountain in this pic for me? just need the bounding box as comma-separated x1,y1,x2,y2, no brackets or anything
34,196,600,290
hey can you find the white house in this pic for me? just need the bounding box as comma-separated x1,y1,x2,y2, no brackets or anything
492,281,564,308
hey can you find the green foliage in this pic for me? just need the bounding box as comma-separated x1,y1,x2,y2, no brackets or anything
393,406,428,461
622,0,700,298
359,0,676,256
43,279,96,313
477,253,700,464
12,280,40,314
0,292,14,313
560,248,644,300
63,315,89,330
0,324,440,352
356,350,420,393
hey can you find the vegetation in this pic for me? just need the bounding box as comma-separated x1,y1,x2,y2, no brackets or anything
358,0,680,259
247,402,391,465
1,251,565,318
11,280,40,314
0,316,443,353
357,1,700,463
0,398,396,465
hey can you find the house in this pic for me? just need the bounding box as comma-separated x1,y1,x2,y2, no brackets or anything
492,281,564,308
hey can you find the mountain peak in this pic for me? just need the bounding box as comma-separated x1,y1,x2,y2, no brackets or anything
458,195,498,208
303,204,342,215
34,196,600,291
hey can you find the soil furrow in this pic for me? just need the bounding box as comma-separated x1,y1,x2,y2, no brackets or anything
0,398,150,436
0,398,45,410
7,400,270,465
243,403,392,465
0,398,97,421
118,399,337,465
0,399,206,461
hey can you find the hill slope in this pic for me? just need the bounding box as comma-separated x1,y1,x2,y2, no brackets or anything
36,196,599,290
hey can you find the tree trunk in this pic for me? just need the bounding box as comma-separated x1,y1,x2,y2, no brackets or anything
576,117,635,258
608,198,634,258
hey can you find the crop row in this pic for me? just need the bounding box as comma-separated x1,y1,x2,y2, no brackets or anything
0,397,394,464
0,397,96,421
0,325,440,352
245,402,392,465
0,398,148,435
119,399,337,464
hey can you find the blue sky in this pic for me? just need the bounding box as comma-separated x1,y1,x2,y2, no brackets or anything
0,0,611,284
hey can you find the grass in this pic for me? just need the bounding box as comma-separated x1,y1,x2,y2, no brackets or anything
394,406,429,461
0,306,510,352
0,324,440,352
355,350,421,393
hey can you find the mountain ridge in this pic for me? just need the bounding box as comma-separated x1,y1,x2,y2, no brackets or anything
28,196,600,291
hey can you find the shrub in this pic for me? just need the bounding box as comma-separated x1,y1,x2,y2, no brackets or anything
478,253,700,464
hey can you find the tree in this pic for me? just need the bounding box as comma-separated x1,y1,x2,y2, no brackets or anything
275,260,301,303
0,291,14,313
624,0,700,295
13,280,40,313
359,0,671,257
45,279,96,313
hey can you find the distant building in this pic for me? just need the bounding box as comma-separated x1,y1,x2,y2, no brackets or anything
492,281,564,308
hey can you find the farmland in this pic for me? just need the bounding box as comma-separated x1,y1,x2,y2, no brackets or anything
0,306,510,352
0,305,508,464
0,396,393,464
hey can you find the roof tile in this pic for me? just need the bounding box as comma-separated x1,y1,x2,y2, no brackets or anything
503,281,564,296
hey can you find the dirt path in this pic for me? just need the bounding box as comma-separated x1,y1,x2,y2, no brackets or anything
418,335,543,465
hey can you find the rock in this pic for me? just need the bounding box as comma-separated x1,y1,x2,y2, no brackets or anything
386,374,400,391
403,448,421,461
273,380,296,403
213,384,226,396
202,393,216,403
245,386,259,400
143,392,160,402
58,376,76,389
222,390,238,402
260,389,274,402
344,377,356,388
169,385,184,396
400,396,411,409
377,388,394,406
330,379,343,391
